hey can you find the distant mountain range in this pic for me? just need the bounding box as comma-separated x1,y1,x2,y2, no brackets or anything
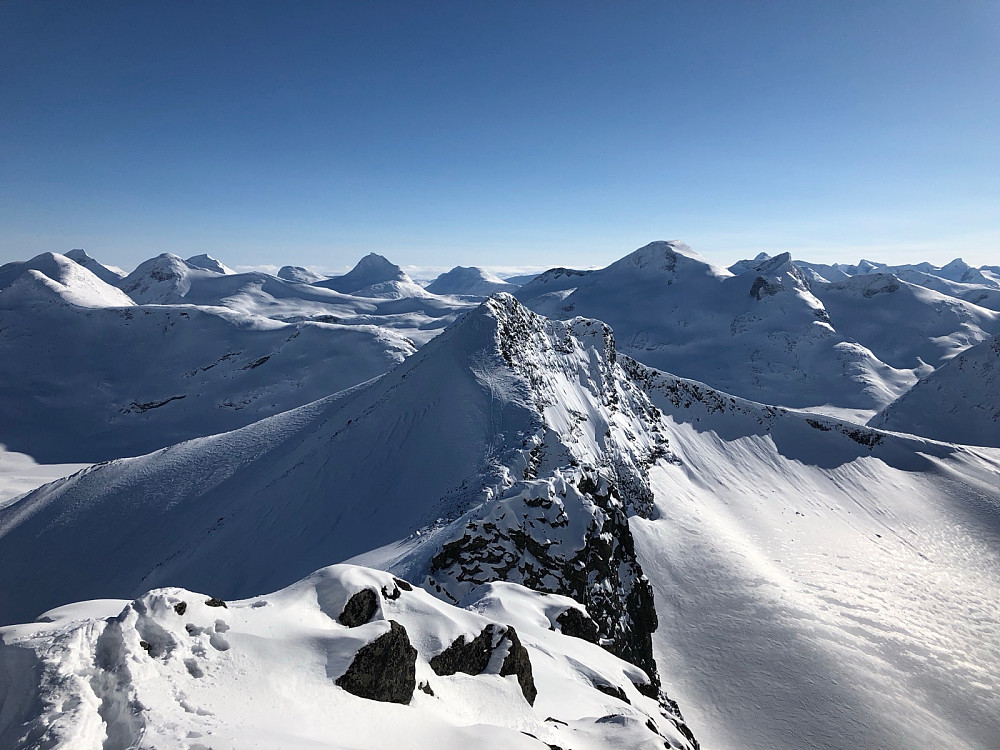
2,241,999,749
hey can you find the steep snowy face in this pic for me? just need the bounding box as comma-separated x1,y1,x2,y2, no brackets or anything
64,248,126,285
425,266,516,297
870,336,1000,446
0,252,135,309
116,253,213,304
614,354,1000,750
0,565,697,750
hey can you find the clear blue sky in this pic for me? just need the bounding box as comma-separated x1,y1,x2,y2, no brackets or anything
1,0,998,272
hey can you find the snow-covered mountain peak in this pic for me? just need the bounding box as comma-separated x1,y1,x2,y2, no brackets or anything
276,265,326,283
64,248,98,265
117,253,201,303
322,252,408,289
0,252,135,309
185,253,235,275
315,252,430,299
425,266,515,297
606,240,731,279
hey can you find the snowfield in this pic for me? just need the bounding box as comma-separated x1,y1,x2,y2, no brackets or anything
2,242,999,749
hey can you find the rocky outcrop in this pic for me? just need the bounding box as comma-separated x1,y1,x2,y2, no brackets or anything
339,588,379,627
429,469,660,692
429,623,536,705
335,621,417,704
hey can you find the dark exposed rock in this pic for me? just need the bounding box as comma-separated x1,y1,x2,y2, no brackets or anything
173,601,187,616
594,682,630,703
335,620,416,704
204,598,227,608
429,624,536,705
392,577,413,591
417,680,434,696
431,470,661,692
430,626,495,677
555,606,599,643
749,276,783,299
339,588,379,627
499,626,536,706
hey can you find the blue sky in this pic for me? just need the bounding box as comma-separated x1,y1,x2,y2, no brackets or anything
1,1,998,272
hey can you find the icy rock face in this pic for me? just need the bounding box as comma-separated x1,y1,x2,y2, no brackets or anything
429,469,660,690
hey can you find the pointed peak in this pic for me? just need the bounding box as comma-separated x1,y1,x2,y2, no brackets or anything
318,253,412,294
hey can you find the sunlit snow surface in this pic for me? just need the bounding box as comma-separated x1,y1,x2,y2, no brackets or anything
0,446,89,509
0,566,692,750
632,391,1000,749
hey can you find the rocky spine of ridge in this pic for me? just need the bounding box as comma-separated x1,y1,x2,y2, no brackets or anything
425,294,695,743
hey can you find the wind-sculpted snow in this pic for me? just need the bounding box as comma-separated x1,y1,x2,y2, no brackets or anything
871,335,1000,447
618,353,1000,750
0,565,696,750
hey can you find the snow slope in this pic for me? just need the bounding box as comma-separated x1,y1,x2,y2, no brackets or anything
0,296,666,628
0,252,136,309
0,565,695,750
870,335,1000,447
276,265,326,283
64,248,126,284
812,272,998,369
0,271,415,461
0,446,89,509
619,360,1000,749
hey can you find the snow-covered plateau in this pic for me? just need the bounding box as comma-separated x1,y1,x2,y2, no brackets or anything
1,242,999,749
